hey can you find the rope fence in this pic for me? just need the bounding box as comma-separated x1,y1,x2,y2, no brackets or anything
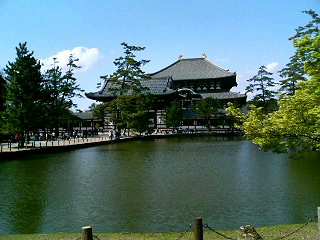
75,209,319,240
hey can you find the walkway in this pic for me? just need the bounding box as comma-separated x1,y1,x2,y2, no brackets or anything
0,133,114,157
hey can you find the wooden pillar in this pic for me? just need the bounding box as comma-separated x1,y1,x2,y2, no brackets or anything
82,226,93,240
194,218,203,240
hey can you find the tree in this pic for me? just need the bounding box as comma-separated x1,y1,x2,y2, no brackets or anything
278,10,319,97
164,100,183,131
101,42,150,96
0,71,5,112
245,65,277,110
127,94,154,135
3,42,45,144
289,10,319,41
100,43,151,133
278,52,307,96
227,33,320,153
43,55,84,134
191,97,224,131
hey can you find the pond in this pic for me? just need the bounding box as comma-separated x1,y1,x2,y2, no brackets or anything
0,136,319,234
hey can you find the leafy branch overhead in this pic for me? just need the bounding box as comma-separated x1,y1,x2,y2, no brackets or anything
227,10,320,153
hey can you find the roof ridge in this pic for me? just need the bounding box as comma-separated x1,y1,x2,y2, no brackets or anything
203,58,232,72
150,60,180,76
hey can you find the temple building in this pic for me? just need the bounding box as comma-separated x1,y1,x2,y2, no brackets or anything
86,55,246,130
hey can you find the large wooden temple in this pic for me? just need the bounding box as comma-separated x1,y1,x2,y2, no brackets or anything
86,55,246,130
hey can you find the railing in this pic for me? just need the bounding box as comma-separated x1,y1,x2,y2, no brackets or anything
77,207,320,240
76,207,320,240
0,137,110,152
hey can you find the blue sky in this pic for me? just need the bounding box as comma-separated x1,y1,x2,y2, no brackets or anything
1,0,319,110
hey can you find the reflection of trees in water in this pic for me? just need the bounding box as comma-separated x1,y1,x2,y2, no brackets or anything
287,152,320,222
102,141,155,232
0,158,49,234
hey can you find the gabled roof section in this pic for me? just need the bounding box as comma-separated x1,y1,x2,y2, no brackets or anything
151,58,236,80
85,77,176,101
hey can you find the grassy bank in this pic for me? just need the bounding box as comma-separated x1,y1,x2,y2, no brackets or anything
0,223,317,240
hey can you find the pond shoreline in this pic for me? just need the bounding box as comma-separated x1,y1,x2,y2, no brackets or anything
0,132,243,160
0,222,318,240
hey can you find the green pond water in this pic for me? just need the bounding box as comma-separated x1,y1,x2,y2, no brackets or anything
0,136,319,234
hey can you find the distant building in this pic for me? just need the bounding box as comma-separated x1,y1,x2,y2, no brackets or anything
86,56,246,130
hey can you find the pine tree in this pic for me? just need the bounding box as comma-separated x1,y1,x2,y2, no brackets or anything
100,42,151,133
101,42,150,96
0,71,5,112
245,65,277,110
278,10,319,97
278,52,307,96
43,55,84,134
3,42,45,141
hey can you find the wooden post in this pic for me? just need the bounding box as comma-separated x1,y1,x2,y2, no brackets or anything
82,226,93,240
318,207,320,240
194,218,203,240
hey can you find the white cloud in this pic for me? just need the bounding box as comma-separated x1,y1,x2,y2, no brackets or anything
266,62,280,73
40,46,101,72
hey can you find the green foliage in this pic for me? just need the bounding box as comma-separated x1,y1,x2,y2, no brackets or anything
105,94,154,134
289,10,319,41
3,42,45,134
164,100,183,130
245,65,277,110
99,43,151,132
227,33,320,153
43,55,84,132
191,97,224,131
100,42,150,96
92,103,106,120
0,71,5,112
278,10,319,98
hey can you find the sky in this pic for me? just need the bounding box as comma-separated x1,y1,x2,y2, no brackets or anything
1,0,319,110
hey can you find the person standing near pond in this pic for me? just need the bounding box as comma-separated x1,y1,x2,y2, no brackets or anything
109,130,114,140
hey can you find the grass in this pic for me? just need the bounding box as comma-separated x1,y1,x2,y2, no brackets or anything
0,223,318,240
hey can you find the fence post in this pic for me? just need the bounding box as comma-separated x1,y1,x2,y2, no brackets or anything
194,218,203,240
318,207,320,240
82,226,93,240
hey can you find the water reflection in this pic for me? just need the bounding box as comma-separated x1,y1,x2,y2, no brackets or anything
0,138,319,234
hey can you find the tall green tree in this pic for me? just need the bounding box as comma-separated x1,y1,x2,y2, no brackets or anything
101,42,150,96
289,10,319,41
191,97,224,131
0,71,5,112
100,43,151,133
0,71,6,134
43,55,84,134
278,10,319,97
164,100,183,131
3,42,45,140
245,65,277,110
278,52,307,96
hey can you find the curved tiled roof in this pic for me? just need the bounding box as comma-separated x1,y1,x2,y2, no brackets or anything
151,58,236,80
85,77,176,100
